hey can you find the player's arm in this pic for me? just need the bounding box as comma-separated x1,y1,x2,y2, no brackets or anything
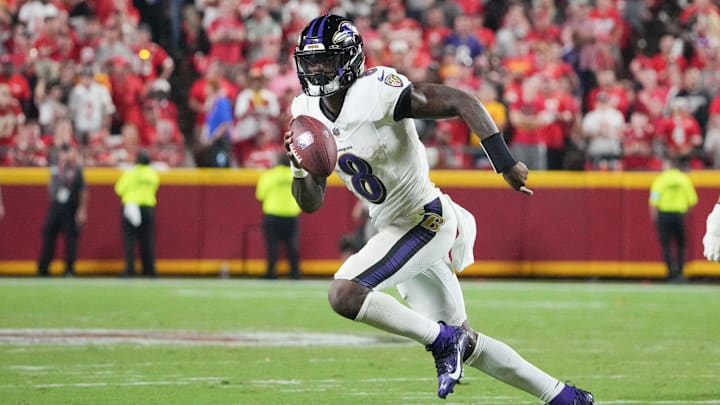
703,194,720,262
398,82,532,195
284,130,326,213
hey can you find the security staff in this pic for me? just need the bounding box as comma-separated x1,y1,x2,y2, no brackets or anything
255,154,302,279
115,150,160,277
649,158,698,282
38,143,88,277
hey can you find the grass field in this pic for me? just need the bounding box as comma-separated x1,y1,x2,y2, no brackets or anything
0,277,718,405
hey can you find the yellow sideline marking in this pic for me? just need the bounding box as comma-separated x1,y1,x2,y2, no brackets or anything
4,168,720,188
1,259,718,278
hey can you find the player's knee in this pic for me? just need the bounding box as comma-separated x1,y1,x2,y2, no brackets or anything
328,279,369,320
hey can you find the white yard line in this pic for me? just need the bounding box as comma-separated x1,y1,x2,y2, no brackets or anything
0,328,412,347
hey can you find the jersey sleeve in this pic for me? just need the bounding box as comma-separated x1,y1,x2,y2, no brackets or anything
363,66,412,124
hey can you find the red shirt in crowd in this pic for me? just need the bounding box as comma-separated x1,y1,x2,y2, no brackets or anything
658,114,703,155
109,65,146,130
587,86,630,116
0,97,24,165
133,42,170,81
623,117,661,170
509,98,545,146
207,15,245,65
540,91,578,150
188,77,238,127
0,73,31,104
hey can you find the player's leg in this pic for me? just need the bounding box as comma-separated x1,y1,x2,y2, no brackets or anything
330,197,460,342
261,215,280,278
674,215,687,279
137,207,156,277
655,213,675,278
285,216,301,279
37,206,60,276
330,196,468,398
62,208,80,276
121,209,137,276
400,260,594,404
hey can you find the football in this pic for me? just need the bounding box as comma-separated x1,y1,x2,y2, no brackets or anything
289,115,337,177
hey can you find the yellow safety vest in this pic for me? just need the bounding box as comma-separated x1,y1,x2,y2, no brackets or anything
256,165,301,217
114,164,160,207
649,168,698,213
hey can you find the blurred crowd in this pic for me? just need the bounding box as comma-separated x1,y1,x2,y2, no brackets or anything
2,0,720,171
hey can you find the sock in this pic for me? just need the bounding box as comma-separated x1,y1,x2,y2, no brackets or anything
465,332,564,403
355,290,441,345
549,385,575,405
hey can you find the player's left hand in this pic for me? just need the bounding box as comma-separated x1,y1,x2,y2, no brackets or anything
502,162,533,195
703,204,720,261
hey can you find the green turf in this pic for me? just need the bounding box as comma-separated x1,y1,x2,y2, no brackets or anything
0,278,718,404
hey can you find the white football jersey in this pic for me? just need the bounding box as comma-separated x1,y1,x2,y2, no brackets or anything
291,66,441,228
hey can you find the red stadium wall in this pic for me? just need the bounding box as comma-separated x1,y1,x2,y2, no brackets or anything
2,168,720,278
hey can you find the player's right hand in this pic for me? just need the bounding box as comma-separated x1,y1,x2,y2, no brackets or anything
703,204,720,261
283,130,303,168
502,162,533,195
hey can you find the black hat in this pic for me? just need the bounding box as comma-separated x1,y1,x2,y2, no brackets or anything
136,149,151,165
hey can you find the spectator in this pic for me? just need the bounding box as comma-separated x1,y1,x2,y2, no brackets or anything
0,54,31,114
108,56,146,133
37,143,88,277
508,75,547,170
149,117,186,168
581,92,625,170
536,74,579,170
197,78,233,167
17,0,60,34
255,153,302,279
45,118,78,165
649,157,698,282
244,3,282,63
586,69,629,116
94,19,135,68
115,149,160,277
243,121,282,169
11,120,47,166
443,14,485,65
494,2,530,58
658,98,704,167
0,83,25,165
67,65,115,145
705,93,720,167
422,6,452,61
634,67,669,125
112,123,141,167
703,116,720,169
623,111,661,171
132,24,175,82
232,68,280,166
187,60,238,140
206,0,246,69
34,80,68,134
669,67,712,134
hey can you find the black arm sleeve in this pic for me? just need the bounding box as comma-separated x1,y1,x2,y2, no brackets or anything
392,85,413,121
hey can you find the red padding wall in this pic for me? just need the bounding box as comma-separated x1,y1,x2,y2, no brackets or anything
1,168,720,277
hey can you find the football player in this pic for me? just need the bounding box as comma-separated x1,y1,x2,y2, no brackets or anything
703,195,720,262
285,14,594,404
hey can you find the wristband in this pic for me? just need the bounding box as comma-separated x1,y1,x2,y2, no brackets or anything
481,132,517,173
290,161,309,178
